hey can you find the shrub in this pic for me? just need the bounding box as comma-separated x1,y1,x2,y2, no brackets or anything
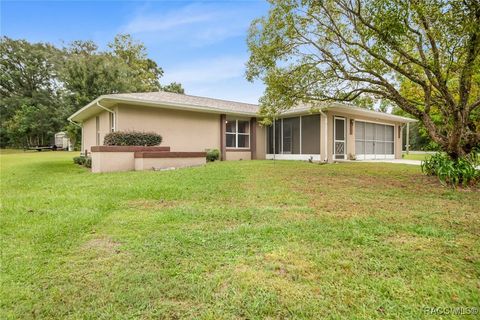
421,153,479,187
206,149,220,162
104,131,162,146
73,156,86,165
73,155,91,168
84,157,92,168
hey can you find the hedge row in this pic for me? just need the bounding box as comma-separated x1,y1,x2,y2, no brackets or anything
104,131,163,146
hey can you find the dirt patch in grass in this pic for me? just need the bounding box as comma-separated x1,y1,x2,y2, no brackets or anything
384,232,436,249
81,237,121,254
125,199,181,210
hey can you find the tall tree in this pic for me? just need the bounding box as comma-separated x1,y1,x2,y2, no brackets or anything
161,82,185,94
246,0,480,159
1,34,185,148
0,37,64,147
108,34,164,91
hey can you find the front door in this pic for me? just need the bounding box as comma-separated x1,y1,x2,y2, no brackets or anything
334,117,346,160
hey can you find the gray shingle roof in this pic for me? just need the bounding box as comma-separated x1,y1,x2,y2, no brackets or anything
69,91,416,123
107,91,259,114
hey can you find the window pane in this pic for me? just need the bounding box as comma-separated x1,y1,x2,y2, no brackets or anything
355,140,364,154
226,133,236,147
385,125,394,142
355,121,365,140
335,118,345,141
365,123,375,140
237,120,249,134
301,115,320,154
226,120,236,133
238,134,249,148
282,117,300,154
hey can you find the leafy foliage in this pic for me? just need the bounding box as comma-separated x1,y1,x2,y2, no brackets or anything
0,37,65,147
0,34,184,148
421,153,479,186
103,131,163,146
73,155,86,165
73,155,91,168
206,149,220,162
246,0,480,159
161,82,185,94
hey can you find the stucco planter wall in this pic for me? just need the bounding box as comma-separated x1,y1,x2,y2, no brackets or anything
90,146,206,173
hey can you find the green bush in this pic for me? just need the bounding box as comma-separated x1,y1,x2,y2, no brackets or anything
84,157,92,168
104,131,162,146
73,156,86,165
421,153,479,187
206,149,220,162
73,155,91,168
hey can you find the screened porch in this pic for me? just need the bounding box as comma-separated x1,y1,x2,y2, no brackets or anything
266,114,321,160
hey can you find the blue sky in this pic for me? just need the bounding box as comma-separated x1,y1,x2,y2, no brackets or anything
1,0,269,103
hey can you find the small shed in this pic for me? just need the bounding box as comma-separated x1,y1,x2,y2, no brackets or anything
54,132,71,151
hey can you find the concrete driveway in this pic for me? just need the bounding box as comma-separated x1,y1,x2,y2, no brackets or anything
351,159,422,165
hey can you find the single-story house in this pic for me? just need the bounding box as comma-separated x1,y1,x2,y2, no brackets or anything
68,92,415,163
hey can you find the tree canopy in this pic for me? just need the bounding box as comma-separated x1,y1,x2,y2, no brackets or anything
247,0,480,158
0,35,185,148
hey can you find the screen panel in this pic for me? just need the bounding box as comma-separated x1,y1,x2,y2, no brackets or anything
335,118,345,141
365,123,375,140
386,142,394,154
282,117,300,154
385,125,394,142
301,115,320,154
355,121,365,140
375,124,385,142
267,120,282,154
355,140,364,154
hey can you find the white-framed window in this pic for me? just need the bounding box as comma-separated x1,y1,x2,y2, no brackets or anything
109,112,116,132
226,119,250,149
95,116,100,145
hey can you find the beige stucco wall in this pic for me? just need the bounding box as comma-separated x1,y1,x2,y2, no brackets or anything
135,157,206,171
82,110,110,153
82,116,95,153
91,152,135,173
325,110,403,162
255,124,266,160
396,125,403,157
116,104,220,152
226,151,252,161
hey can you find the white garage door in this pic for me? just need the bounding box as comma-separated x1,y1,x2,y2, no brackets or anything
355,121,395,160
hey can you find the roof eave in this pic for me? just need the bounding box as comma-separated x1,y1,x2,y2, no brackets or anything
68,95,258,122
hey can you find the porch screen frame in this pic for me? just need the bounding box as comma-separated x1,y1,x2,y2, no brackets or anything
333,116,347,160
354,120,395,160
266,115,321,160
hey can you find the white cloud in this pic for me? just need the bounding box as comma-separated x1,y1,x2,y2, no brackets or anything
124,6,215,34
161,55,264,104
121,3,254,46
162,55,247,84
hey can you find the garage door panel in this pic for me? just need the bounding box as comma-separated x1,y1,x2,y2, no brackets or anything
355,121,394,159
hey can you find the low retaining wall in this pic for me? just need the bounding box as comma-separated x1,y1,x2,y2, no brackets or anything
90,146,206,173
134,152,206,171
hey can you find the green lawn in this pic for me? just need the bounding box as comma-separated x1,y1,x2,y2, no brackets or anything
1,152,479,319
402,152,432,161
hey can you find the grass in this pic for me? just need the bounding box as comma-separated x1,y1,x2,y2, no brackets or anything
1,152,479,319
402,152,432,161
